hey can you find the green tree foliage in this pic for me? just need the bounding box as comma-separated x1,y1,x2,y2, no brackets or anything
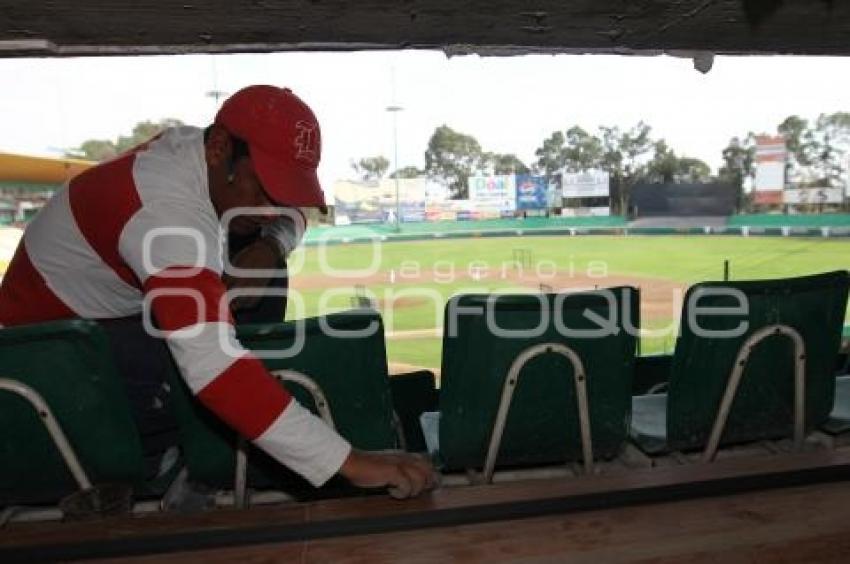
778,115,815,168
485,153,530,175
533,122,655,213
811,112,850,186
534,131,566,175
75,139,118,162
424,125,486,199
777,112,850,187
68,118,185,161
351,155,390,181
599,122,654,213
390,166,423,179
562,126,603,172
645,140,711,183
718,135,756,185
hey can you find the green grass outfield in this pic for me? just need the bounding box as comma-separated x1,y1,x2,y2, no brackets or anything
287,235,850,370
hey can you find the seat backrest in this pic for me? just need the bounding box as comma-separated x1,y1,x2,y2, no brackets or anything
0,320,146,504
169,310,398,490
438,287,639,471
667,270,850,451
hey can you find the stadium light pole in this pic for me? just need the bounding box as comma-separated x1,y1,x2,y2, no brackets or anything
206,89,228,108
386,104,404,232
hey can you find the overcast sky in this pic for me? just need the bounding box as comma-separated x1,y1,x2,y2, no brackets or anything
2,51,850,198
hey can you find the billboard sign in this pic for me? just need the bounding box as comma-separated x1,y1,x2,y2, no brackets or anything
784,187,844,204
334,178,433,225
468,175,516,212
562,170,610,198
754,135,786,199
561,207,611,217
515,175,548,210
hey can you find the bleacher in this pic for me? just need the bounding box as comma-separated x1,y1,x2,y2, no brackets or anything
300,213,850,245
303,215,627,245
728,214,850,228
1,270,849,520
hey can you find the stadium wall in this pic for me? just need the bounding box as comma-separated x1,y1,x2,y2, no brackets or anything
303,214,850,246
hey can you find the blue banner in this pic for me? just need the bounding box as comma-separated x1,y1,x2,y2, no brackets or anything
515,175,548,210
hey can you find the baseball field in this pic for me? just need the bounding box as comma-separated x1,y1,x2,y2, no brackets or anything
287,234,850,373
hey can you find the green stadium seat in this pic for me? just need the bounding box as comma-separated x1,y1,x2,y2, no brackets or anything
633,353,672,395
167,310,402,500
0,320,149,506
631,270,850,459
389,370,439,453
824,376,850,434
429,287,639,481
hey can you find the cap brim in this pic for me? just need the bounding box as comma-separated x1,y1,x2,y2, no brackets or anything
251,146,326,209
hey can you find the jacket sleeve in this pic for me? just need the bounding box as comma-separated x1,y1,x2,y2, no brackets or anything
119,204,350,486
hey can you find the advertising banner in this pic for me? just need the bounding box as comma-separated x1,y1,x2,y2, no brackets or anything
334,178,432,225
753,135,787,206
562,170,610,198
561,207,611,217
752,191,783,205
515,175,548,210
468,175,516,212
333,180,383,224
547,174,563,208
783,187,844,204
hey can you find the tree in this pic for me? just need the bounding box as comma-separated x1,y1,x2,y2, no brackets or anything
598,122,654,213
778,115,814,168
562,126,603,172
390,166,422,179
69,118,185,161
485,153,530,175
777,112,850,187
718,134,756,213
645,140,710,183
424,125,486,199
351,156,390,181
74,139,118,162
533,131,566,175
811,112,850,186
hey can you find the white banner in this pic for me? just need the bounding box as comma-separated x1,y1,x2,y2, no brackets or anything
468,175,516,211
755,161,784,192
561,206,610,217
783,187,844,204
562,170,610,198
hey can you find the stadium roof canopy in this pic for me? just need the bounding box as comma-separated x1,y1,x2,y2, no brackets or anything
0,1,847,58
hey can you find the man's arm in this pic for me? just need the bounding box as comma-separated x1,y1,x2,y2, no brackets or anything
120,208,436,495
223,208,305,310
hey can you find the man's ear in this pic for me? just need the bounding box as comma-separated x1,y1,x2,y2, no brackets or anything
205,125,233,168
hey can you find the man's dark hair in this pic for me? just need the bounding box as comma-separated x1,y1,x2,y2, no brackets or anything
204,125,250,174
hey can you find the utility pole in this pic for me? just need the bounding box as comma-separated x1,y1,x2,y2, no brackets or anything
387,103,404,233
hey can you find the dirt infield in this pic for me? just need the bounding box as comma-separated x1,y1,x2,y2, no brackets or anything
291,268,686,324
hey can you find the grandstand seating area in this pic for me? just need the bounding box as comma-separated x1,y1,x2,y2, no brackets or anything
1,270,849,519
303,213,850,245
304,215,627,244
728,214,850,228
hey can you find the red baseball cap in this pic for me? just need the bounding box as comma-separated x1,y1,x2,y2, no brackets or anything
215,85,326,210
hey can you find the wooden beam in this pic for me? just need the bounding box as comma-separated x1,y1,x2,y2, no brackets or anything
0,1,848,57
3,448,850,562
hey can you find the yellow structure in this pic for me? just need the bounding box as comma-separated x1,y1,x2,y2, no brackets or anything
0,152,94,184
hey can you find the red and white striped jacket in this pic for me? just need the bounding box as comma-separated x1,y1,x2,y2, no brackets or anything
0,127,350,486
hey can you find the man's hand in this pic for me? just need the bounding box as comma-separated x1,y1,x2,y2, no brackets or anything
339,449,438,499
223,237,280,310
